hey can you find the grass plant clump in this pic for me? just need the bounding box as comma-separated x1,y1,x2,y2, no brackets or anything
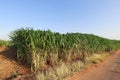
10,28,120,71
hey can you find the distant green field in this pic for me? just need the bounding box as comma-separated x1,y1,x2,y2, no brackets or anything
0,39,9,47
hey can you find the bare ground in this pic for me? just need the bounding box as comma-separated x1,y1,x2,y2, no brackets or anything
0,47,32,80
69,50,120,80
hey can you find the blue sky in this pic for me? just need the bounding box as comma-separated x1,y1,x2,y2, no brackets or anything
0,0,120,40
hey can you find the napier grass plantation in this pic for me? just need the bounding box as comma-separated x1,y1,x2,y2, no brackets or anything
10,28,120,70
8,28,120,79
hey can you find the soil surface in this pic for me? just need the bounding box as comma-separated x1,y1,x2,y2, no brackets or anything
69,50,120,80
0,47,31,80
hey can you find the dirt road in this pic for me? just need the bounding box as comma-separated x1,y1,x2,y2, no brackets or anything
70,50,120,80
0,47,31,80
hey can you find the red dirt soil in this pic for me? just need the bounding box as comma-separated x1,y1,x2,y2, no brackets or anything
0,47,31,80
69,50,120,80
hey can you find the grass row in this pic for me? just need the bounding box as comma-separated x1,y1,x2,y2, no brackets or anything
10,28,120,72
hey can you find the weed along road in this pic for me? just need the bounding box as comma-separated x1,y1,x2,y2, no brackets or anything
70,50,120,80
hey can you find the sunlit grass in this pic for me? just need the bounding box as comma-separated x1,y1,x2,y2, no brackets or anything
0,39,9,47
85,53,109,64
36,52,110,80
